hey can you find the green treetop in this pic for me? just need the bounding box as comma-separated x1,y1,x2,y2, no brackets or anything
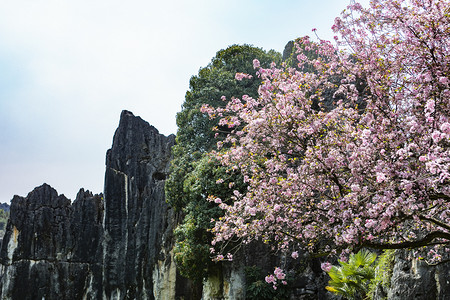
166,44,281,210
165,45,281,281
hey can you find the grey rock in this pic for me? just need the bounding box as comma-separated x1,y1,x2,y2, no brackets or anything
0,184,104,300
372,250,450,300
0,110,182,300
102,110,176,299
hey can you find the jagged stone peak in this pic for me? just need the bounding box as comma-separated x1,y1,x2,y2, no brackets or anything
26,183,56,197
13,183,71,209
74,188,102,203
106,110,175,173
282,40,295,61
13,184,101,205
117,110,175,139
118,109,151,129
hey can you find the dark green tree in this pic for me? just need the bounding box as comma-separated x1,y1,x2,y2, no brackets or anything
166,45,281,282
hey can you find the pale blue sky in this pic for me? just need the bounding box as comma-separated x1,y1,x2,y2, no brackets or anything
0,0,369,202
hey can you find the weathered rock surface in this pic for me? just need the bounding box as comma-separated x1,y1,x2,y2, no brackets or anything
0,184,104,299
102,110,177,299
372,250,450,300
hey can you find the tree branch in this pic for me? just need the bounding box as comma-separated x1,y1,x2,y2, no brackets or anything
425,258,450,267
362,231,450,250
429,193,450,201
419,216,450,231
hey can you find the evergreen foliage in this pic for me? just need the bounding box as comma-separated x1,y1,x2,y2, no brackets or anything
367,250,396,300
166,45,281,281
325,250,377,300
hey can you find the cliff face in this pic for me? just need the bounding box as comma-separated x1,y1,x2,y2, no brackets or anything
102,110,177,299
0,184,104,299
372,250,450,300
0,111,187,300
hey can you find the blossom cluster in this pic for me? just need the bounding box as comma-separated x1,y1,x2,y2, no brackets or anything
265,267,287,290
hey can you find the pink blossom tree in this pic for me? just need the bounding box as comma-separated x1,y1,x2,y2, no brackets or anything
202,0,450,262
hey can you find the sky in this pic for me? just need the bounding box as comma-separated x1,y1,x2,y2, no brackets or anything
0,0,370,203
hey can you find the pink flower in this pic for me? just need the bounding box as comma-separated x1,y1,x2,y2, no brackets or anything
291,251,299,259
439,76,449,85
425,99,435,112
274,267,286,280
235,72,253,81
376,172,387,183
431,131,442,143
265,275,275,284
351,184,361,192
248,207,256,216
440,122,450,134
321,262,333,272
253,59,260,69
365,219,377,228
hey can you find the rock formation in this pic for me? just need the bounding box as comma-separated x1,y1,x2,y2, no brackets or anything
102,110,177,299
0,111,188,300
372,250,450,300
0,184,104,299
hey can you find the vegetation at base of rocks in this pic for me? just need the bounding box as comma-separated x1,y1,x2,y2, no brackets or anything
323,249,397,300
0,209,9,238
165,44,281,281
324,249,377,300
245,266,291,300
173,214,211,282
367,250,396,300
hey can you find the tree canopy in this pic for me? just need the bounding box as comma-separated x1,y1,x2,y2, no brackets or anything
166,45,281,210
203,0,450,264
165,45,281,281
